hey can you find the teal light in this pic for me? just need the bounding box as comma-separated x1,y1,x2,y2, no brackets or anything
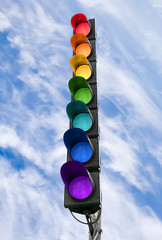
73,113,92,131
66,100,93,132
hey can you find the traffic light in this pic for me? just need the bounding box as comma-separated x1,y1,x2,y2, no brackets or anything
60,13,101,215
71,13,91,36
63,128,93,163
66,100,93,132
66,100,99,137
63,127,100,171
68,76,98,109
60,160,100,214
70,54,92,80
71,33,91,57
68,76,93,104
61,160,94,199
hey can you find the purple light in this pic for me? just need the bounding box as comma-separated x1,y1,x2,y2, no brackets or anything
69,176,92,199
60,161,93,199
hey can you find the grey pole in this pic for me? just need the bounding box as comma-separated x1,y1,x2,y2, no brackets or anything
88,211,102,240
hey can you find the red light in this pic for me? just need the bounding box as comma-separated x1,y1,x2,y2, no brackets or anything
71,13,91,36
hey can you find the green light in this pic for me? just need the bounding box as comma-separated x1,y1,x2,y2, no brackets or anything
68,76,92,105
73,113,92,131
75,88,92,104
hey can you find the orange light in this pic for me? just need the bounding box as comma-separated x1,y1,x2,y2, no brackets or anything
70,54,92,80
71,33,91,57
76,43,91,57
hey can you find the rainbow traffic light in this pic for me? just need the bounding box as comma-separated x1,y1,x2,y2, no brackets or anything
60,14,101,215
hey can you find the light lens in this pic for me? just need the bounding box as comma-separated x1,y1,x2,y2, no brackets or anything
75,88,92,104
73,112,92,131
69,176,93,199
76,43,91,57
76,22,90,36
76,65,91,79
71,142,92,162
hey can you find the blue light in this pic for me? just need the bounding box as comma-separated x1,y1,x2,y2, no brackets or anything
73,113,92,131
71,142,92,162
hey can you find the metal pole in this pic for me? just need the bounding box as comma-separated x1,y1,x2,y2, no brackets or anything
88,211,102,240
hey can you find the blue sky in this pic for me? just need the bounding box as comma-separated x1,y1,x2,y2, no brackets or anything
0,0,162,239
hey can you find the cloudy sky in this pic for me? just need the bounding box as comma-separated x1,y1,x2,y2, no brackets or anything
0,0,162,239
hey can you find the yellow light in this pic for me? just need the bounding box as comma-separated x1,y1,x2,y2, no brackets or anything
71,33,91,57
76,65,92,79
70,54,92,80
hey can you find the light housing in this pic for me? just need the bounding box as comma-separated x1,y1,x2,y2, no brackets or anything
61,15,101,215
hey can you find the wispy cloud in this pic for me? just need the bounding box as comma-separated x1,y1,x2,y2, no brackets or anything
0,12,11,31
98,56,162,131
0,158,88,240
0,0,162,239
100,111,153,191
102,173,162,240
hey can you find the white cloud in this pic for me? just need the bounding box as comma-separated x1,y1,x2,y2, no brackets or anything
100,112,151,190
0,121,68,174
19,50,36,67
98,56,162,132
0,160,88,240
0,12,11,31
148,0,162,13
149,146,162,166
0,62,11,72
0,125,40,164
78,0,162,71
102,173,162,240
